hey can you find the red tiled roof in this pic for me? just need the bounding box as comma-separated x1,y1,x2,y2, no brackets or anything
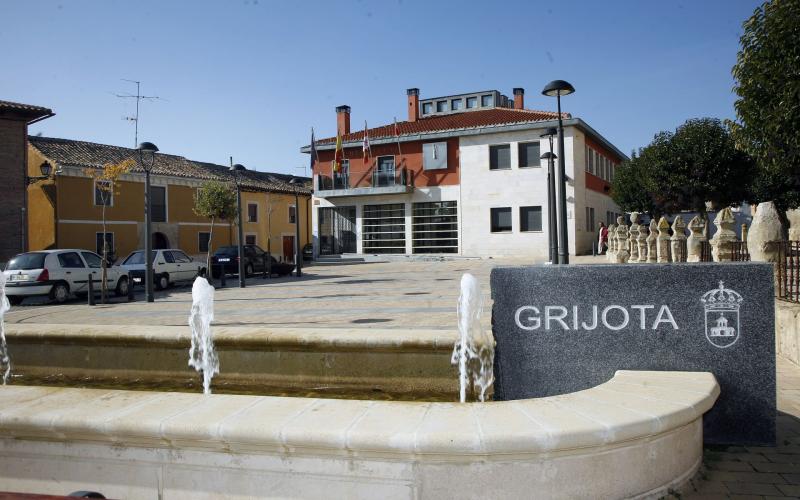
315,108,569,145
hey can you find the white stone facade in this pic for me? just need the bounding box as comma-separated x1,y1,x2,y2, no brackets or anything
312,124,621,260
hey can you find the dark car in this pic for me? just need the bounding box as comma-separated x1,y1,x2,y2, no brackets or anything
210,245,294,278
302,243,313,262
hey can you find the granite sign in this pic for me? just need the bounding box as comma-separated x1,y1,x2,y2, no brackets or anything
491,263,775,445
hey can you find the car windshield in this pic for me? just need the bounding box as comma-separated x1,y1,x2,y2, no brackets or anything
122,251,157,265
6,252,47,271
214,247,238,256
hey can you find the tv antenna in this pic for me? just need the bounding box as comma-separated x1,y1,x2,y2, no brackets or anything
115,79,161,147
295,164,309,177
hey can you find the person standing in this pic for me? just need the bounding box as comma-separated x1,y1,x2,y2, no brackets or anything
597,222,609,254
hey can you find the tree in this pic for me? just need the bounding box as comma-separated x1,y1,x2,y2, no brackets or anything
652,118,753,216
729,0,800,210
193,181,238,271
610,151,659,217
611,118,753,218
85,159,133,302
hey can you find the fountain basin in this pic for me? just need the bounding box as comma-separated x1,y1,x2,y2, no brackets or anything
4,323,457,399
0,370,719,499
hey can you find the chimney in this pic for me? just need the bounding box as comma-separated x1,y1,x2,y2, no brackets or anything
336,105,351,136
407,88,420,122
513,88,524,109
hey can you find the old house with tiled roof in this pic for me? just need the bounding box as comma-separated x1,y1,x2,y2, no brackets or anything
26,136,311,263
302,88,626,259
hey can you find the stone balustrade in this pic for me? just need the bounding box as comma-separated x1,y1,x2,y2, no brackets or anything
608,205,790,265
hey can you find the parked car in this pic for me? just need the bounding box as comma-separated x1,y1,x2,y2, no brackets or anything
119,249,198,290
210,245,295,278
302,243,314,262
2,249,129,305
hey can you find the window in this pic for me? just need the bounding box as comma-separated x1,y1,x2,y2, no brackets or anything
436,100,448,112
334,159,349,189
199,232,211,253
481,94,493,107
585,145,590,172
588,148,594,174
247,203,258,222
163,251,175,263
245,234,257,245
491,207,512,232
150,185,166,222
585,207,596,232
363,203,405,254
466,96,478,109
81,252,103,268
422,102,433,114
289,205,297,224
489,144,511,170
518,142,541,168
58,252,85,268
412,201,458,254
95,232,114,256
451,99,462,110
520,206,542,232
170,251,192,263
94,180,112,206
374,156,395,186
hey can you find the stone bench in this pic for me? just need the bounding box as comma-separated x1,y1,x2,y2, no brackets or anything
0,370,718,499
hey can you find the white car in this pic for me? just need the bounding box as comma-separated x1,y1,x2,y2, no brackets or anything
3,249,130,305
118,249,199,290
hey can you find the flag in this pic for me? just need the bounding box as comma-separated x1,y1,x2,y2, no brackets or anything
333,133,343,173
309,128,318,172
362,121,371,165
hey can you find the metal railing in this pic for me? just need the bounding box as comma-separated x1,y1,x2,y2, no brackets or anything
317,174,349,191
697,241,750,262
371,167,408,188
778,241,800,303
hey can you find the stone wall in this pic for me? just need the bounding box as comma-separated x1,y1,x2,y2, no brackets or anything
777,300,800,367
0,118,27,262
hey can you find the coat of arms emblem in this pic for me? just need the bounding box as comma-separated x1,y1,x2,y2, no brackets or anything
700,281,743,348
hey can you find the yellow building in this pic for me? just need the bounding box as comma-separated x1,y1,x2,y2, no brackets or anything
26,136,311,263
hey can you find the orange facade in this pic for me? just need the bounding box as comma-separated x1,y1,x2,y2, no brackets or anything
314,138,460,188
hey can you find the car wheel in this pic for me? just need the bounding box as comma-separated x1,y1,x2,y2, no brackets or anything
156,274,169,290
245,263,254,277
115,277,129,297
8,296,24,306
49,282,70,304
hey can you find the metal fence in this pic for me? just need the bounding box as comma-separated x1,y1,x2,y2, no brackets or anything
697,241,750,263
778,241,800,303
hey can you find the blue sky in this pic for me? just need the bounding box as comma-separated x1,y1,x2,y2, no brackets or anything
1,0,761,175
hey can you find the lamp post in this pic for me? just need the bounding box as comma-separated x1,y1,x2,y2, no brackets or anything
137,142,159,302
540,149,558,264
230,163,247,288
289,178,303,278
542,80,575,265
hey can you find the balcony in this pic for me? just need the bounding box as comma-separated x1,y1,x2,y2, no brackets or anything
315,168,414,199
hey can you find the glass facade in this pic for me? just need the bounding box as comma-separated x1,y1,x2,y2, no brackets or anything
362,203,406,254
412,201,458,254
319,206,357,255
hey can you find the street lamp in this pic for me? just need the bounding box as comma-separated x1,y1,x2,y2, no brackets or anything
542,80,575,265
26,161,55,185
230,163,247,288
540,133,558,264
289,177,304,278
137,141,158,303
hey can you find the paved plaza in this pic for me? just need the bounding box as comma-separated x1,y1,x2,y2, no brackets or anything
5,257,800,496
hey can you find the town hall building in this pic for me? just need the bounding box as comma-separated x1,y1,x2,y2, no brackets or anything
302,87,626,260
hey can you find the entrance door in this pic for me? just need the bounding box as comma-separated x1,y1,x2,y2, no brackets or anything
318,206,356,255
283,236,295,263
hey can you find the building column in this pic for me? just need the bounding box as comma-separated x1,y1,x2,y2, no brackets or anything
405,201,413,254
355,203,363,254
